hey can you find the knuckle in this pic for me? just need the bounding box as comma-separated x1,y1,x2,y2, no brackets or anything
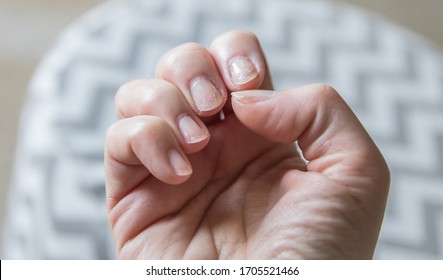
105,122,119,143
311,83,338,97
179,42,206,52
233,30,259,42
128,116,165,142
104,121,127,154
115,79,147,117
116,78,178,116
116,79,144,100
308,83,342,106
157,43,206,74
212,30,259,47
137,79,177,114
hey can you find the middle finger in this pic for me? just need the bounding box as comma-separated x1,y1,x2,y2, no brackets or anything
156,42,228,117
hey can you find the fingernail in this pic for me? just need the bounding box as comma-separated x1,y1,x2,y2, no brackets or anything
178,114,210,144
231,90,275,104
190,77,224,112
168,149,192,176
228,56,258,85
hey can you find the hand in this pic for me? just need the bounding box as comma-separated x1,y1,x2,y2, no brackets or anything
104,30,390,259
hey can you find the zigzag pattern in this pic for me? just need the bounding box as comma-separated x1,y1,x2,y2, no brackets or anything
3,0,443,259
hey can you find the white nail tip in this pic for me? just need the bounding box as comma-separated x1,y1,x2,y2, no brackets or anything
178,114,210,144
231,90,275,104
168,149,192,176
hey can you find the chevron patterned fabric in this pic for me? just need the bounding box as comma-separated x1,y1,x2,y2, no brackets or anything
2,0,443,259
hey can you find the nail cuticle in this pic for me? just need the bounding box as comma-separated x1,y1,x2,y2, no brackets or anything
168,149,192,177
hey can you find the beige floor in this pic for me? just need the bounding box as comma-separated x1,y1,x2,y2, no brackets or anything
1,0,443,252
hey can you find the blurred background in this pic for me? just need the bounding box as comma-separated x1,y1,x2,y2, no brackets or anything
1,0,443,257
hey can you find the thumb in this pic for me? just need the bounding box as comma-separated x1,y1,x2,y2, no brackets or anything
231,84,389,190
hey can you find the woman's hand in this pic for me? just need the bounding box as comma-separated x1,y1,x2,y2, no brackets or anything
104,30,390,259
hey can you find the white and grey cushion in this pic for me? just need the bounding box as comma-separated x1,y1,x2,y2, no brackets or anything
3,0,443,259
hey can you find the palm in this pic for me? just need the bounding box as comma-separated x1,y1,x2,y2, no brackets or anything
114,110,374,259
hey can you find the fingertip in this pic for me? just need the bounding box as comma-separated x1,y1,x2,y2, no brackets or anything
209,30,267,91
126,116,193,185
231,89,292,143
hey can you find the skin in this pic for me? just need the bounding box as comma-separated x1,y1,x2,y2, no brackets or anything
104,30,390,259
